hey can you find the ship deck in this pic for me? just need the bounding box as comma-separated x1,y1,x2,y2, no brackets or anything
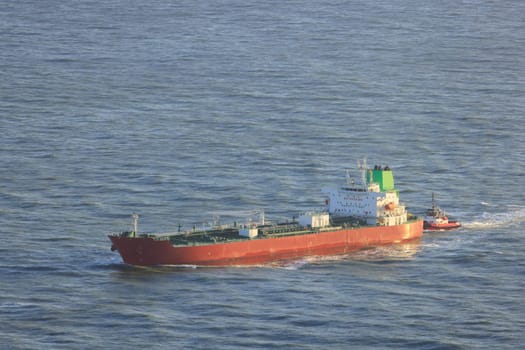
165,223,319,246
117,215,381,247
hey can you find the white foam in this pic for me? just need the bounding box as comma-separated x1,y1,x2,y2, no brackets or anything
463,206,525,229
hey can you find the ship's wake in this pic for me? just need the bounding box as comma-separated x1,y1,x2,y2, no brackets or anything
462,205,525,229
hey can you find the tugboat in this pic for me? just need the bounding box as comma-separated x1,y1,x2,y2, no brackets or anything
423,193,461,231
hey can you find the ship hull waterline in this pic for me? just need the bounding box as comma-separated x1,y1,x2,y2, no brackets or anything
109,219,423,266
424,221,461,231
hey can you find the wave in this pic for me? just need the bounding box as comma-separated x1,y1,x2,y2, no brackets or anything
274,243,423,269
463,205,525,229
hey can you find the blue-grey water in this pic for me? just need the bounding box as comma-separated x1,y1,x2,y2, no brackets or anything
1,0,524,349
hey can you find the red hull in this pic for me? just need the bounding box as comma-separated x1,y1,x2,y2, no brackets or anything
424,221,461,231
109,220,423,266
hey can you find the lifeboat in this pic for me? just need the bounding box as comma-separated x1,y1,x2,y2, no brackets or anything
385,202,395,210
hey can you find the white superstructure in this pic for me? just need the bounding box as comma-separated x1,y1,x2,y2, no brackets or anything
323,164,408,226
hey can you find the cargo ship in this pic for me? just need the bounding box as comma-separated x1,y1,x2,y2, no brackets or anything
109,160,423,266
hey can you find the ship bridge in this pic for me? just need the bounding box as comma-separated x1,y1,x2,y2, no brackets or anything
323,165,407,226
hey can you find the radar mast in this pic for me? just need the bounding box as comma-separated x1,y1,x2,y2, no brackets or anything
357,157,368,190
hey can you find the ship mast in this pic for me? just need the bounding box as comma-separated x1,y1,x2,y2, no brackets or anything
132,213,139,237
259,210,265,226
255,209,264,226
357,157,368,190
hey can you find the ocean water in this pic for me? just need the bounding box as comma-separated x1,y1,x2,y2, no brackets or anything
1,0,524,349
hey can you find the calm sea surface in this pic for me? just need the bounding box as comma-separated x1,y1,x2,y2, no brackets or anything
1,0,524,349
